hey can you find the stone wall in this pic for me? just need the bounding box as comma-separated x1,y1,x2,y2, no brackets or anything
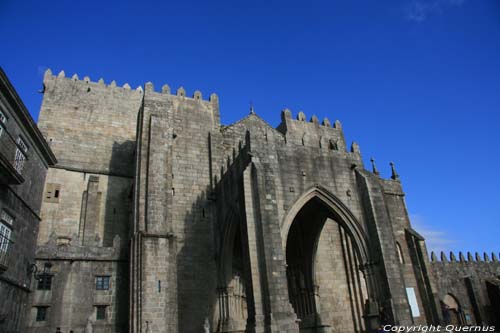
131,84,220,332
27,70,138,332
25,244,128,333
38,70,142,176
431,251,500,327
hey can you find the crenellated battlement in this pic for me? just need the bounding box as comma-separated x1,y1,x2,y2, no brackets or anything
280,108,343,130
143,81,219,106
45,69,144,92
43,69,219,105
430,251,500,263
276,107,352,154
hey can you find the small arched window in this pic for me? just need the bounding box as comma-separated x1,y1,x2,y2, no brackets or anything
396,242,405,264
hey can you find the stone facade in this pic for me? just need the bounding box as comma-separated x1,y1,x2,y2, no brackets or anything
20,69,499,333
0,67,57,333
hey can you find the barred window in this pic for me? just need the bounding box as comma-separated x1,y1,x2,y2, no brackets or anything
37,274,53,290
35,306,48,321
95,276,110,290
96,305,107,320
14,137,28,174
0,211,13,254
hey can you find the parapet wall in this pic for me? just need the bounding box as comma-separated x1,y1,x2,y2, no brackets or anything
277,108,351,154
38,69,143,176
431,251,500,264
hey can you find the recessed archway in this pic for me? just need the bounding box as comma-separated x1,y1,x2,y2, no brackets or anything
282,186,372,332
442,294,464,325
215,211,248,333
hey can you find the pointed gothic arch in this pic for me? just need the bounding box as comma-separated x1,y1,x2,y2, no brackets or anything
216,206,248,332
280,185,375,331
280,185,370,265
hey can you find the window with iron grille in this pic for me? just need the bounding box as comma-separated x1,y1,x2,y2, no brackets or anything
35,306,48,321
95,276,110,290
37,274,53,290
0,211,13,256
0,110,6,137
14,137,28,174
96,305,107,320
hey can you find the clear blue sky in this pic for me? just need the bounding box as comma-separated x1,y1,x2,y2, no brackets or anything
1,0,499,256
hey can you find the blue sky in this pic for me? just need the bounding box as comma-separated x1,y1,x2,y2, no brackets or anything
1,0,499,256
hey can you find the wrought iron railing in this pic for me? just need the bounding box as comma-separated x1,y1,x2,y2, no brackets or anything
0,121,28,175
0,232,13,270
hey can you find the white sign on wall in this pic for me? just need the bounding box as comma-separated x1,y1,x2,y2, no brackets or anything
406,287,420,317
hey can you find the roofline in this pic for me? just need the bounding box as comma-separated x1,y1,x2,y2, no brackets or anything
0,67,57,166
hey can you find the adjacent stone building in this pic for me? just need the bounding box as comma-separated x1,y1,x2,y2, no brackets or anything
22,69,500,333
0,67,57,332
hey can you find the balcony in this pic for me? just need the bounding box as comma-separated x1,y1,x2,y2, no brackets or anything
0,233,13,272
0,123,25,185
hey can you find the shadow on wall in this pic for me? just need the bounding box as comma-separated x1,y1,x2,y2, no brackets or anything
176,189,218,332
103,141,134,331
102,141,134,248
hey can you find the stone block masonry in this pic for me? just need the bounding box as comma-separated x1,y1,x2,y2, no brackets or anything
23,69,499,333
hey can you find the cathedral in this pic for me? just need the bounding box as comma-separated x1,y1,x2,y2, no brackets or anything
5,69,498,332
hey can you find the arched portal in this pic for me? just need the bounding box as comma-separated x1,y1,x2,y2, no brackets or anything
442,294,464,325
282,187,373,332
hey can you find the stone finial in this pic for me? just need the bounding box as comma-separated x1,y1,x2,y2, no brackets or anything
145,82,154,93
177,86,186,97
72,74,79,80
440,251,447,262
193,90,202,100
334,120,342,129
297,111,306,121
310,115,319,124
209,93,218,102
136,86,143,92
83,76,90,83
98,78,105,85
44,68,53,77
431,252,437,262
322,117,331,127
58,70,65,78
370,157,380,176
492,253,498,262
110,80,117,87
162,84,170,94
459,252,465,262
123,83,131,90
467,252,473,261
450,252,457,262
351,142,360,154
390,162,400,181
249,102,255,115
281,108,292,121
475,252,481,261
484,252,490,262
